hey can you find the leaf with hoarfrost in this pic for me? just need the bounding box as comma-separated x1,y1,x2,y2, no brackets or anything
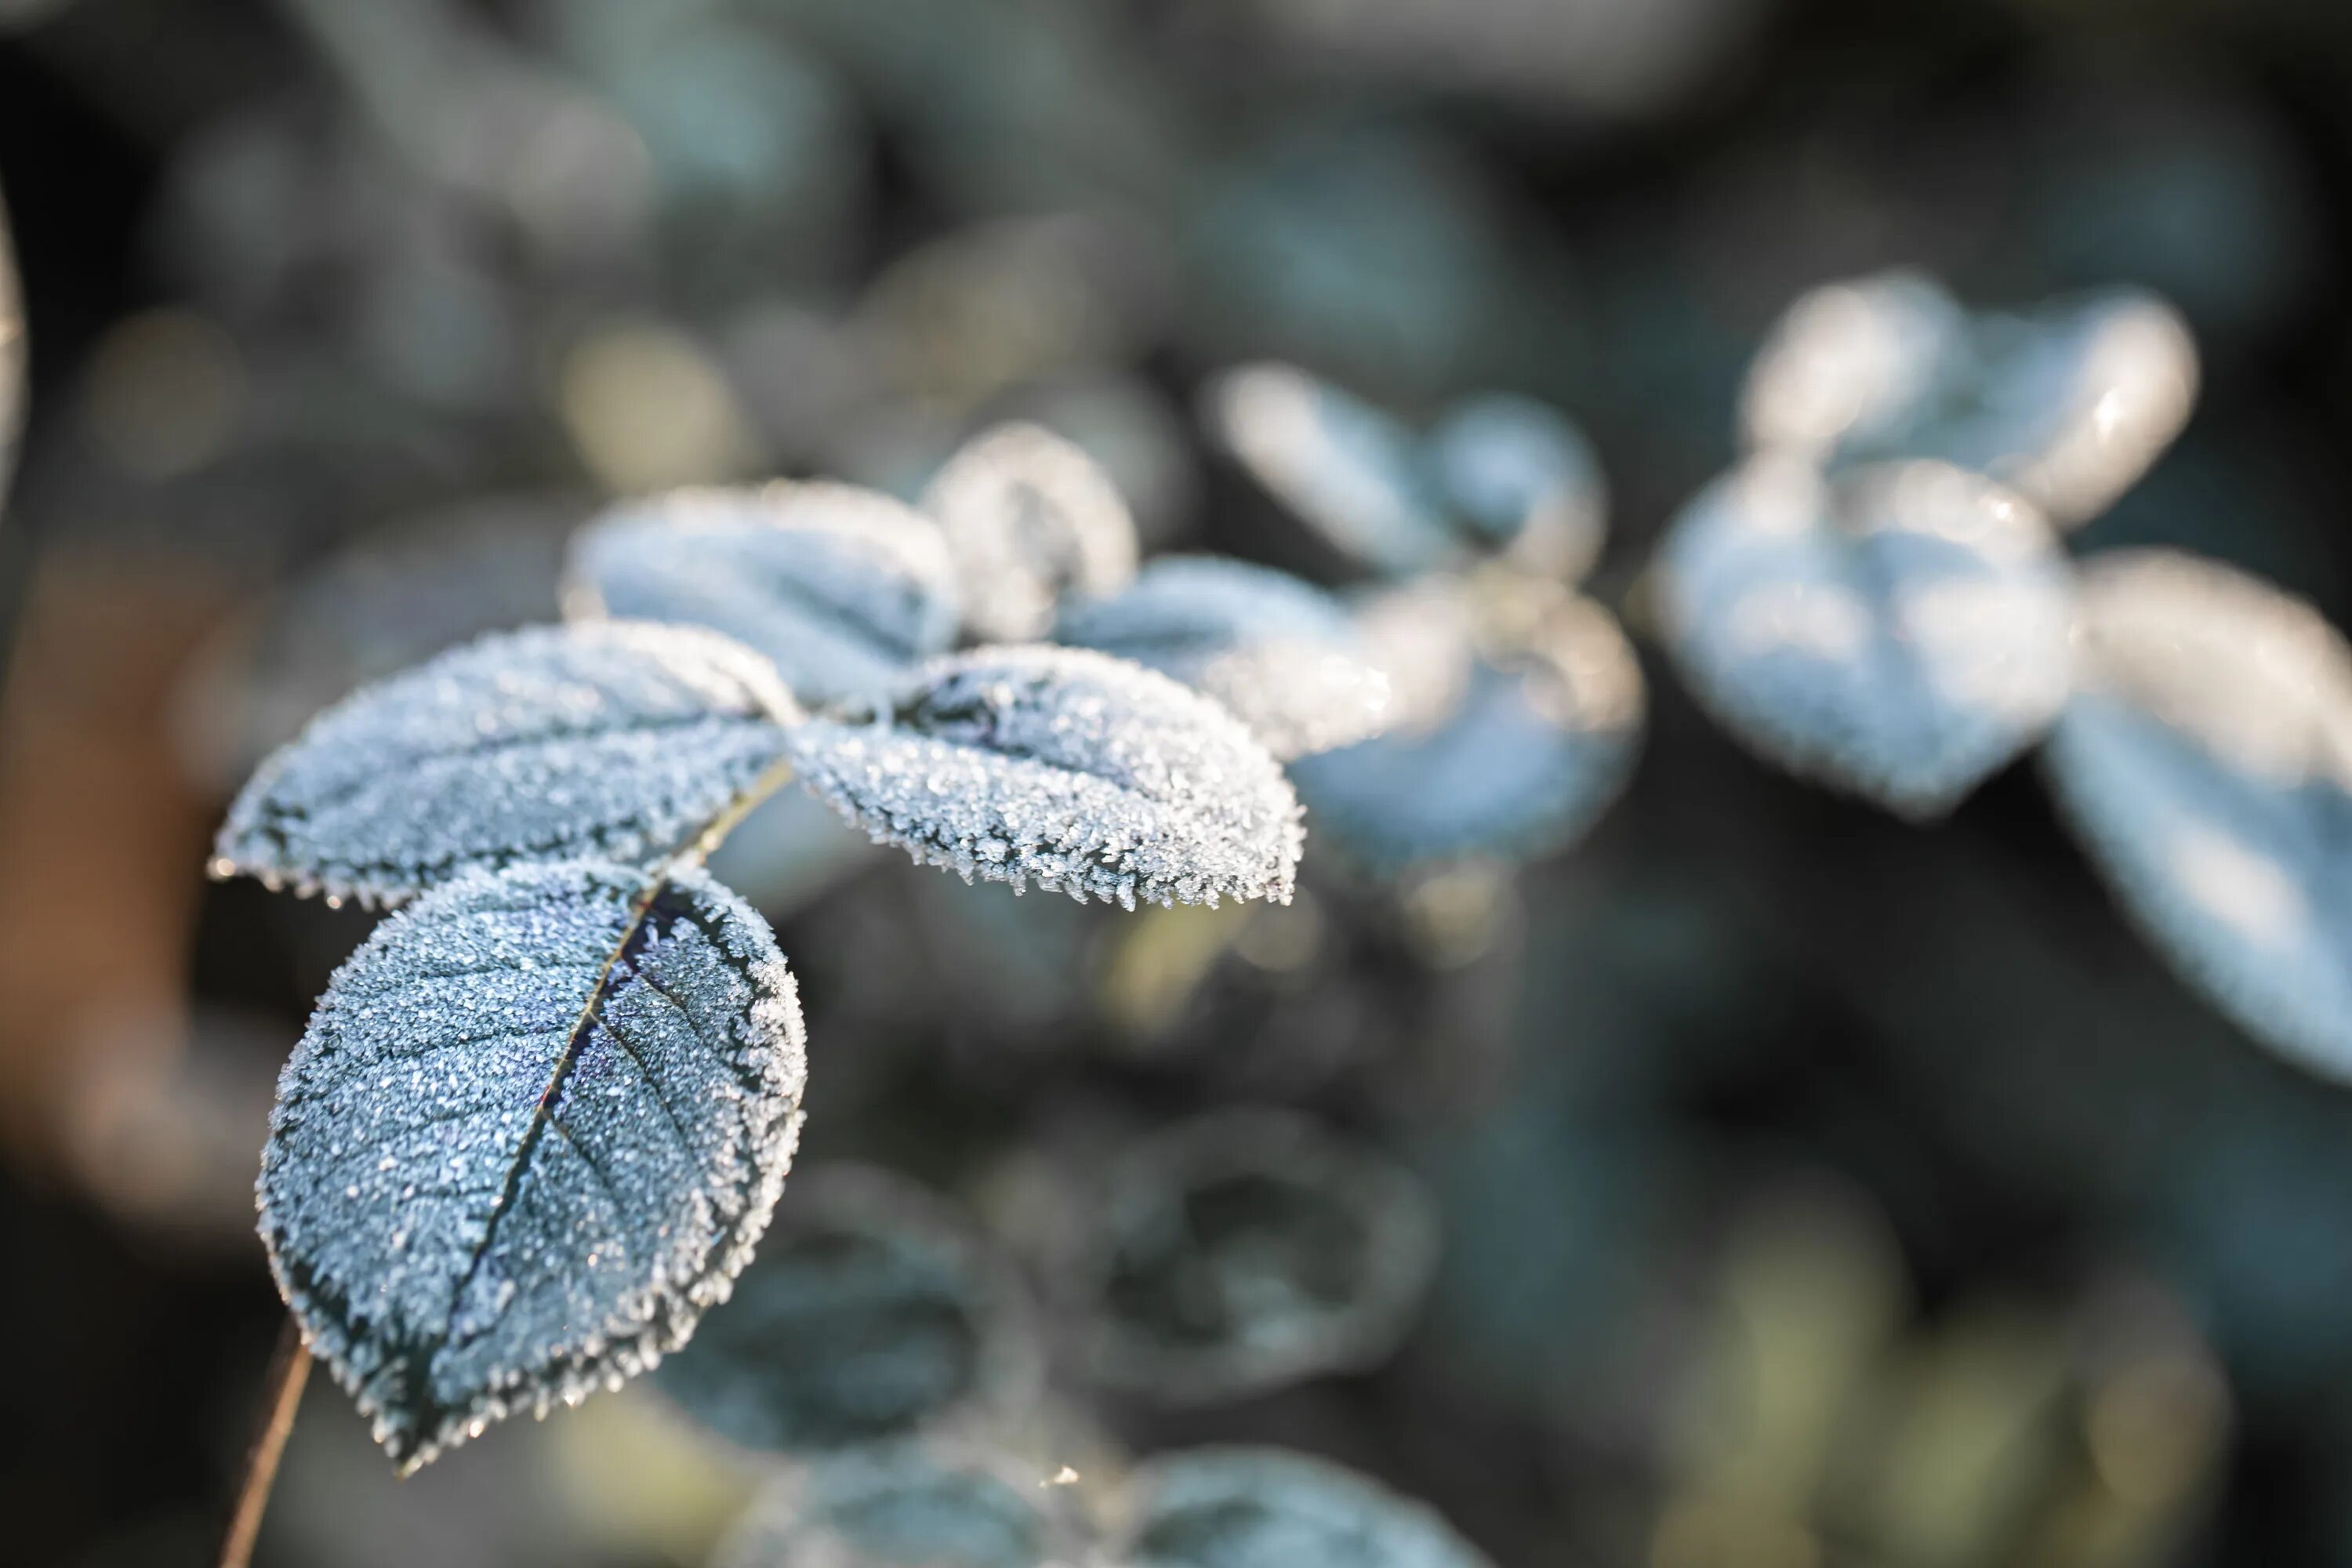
0,188,22,515
1202,362,1456,579
1118,1448,1496,1568
787,645,1303,908
2045,550,2352,1081
922,423,1138,642
1077,1109,1438,1404
259,858,808,1472
216,622,800,906
1052,557,1393,760
566,483,960,709
713,1443,1076,1568
1742,270,2198,526
1425,394,1606,581
1657,457,2073,817
1290,579,1642,871
655,1166,1042,1453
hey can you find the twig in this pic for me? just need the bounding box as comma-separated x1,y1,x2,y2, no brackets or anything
218,1316,313,1568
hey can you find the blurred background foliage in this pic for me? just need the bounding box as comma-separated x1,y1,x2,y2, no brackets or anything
5,0,2352,1563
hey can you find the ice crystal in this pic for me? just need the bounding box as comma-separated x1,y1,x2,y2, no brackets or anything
1079,1109,1439,1405
922,423,1138,643
2045,550,2352,1082
257,859,808,1473
1659,457,2072,817
787,645,1304,908
1120,1448,1496,1568
1743,270,2198,526
1052,556,1393,760
713,1444,1069,1568
655,1166,1042,1453
1290,583,1642,871
215,622,800,906
1203,362,1457,579
567,482,960,709
1425,394,1606,581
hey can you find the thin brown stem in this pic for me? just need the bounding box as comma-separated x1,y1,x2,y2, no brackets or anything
218,1315,313,1568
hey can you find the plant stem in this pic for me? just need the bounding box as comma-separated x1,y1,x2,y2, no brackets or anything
218,1316,313,1568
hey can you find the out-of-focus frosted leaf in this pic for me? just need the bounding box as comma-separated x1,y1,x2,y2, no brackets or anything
259,859,808,1473
1425,394,1606,581
1657,457,2074,817
1053,557,1393,760
713,1443,1074,1568
1290,578,1642,871
655,1166,1042,1453
176,493,583,789
1201,362,1456,579
922,423,1138,643
788,645,1303,909
1118,1448,1495,1568
2044,550,2352,1082
1076,1109,1438,1403
1742,270,2198,526
566,482,958,710
0,187,22,516
216,622,800,906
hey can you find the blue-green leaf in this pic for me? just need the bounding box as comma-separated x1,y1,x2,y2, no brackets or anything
788,645,1304,909
1657,457,2074,817
1120,1448,1495,1568
259,858,807,1472
1077,1110,1439,1403
567,482,959,709
2045,550,2352,1082
1425,394,1606,581
1052,556,1392,759
714,1444,1073,1568
214,621,799,906
655,1166,1043,1454
922,423,1138,643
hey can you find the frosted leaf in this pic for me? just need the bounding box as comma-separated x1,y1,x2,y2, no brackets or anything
1052,557,1393,760
216,622,800,906
922,423,1138,642
257,859,808,1473
713,1444,1075,1568
1118,1448,1495,1568
2044,550,2352,1082
1077,1109,1438,1404
1202,363,1457,579
655,1165,1043,1453
787,645,1303,909
1743,271,2198,526
1657,457,2074,817
1425,394,1606,582
0,188,20,516
566,482,959,709
1290,579,1642,871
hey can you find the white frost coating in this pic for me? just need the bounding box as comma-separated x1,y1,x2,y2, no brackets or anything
654,1165,1044,1455
216,621,801,907
1202,363,1457,579
567,482,960,709
1741,270,2198,527
1425,394,1607,582
1657,456,2073,818
922,423,1138,643
788,645,1303,909
0,189,21,516
2045,550,2352,1083
1120,1447,1497,1568
257,859,808,1473
1053,556,1393,760
1290,586,1642,871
